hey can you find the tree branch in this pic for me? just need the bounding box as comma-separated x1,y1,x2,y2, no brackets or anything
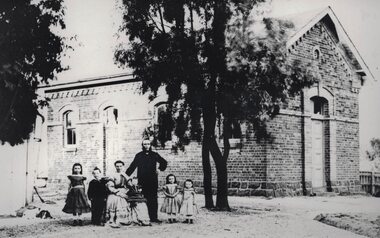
147,11,164,33
189,3,194,33
156,3,166,33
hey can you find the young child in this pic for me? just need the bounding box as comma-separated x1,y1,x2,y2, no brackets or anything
62,163,91,226
105,178,129,228
160,174,181,223
126,177,151,226
180,179,198,224
87,167,107,226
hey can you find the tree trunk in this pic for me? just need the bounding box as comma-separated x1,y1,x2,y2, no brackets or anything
200,0,231,211
201,74,218,209
205,0,230,210
202,130,214,208
215,158,229,210
209,138,230,211
201,89,216,209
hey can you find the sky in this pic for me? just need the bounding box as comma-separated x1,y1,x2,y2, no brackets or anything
57,0,380,163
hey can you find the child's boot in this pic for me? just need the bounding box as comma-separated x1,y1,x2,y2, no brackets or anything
107,212,115,226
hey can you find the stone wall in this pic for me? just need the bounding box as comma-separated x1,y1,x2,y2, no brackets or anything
263,19,361,194
43,80,269,196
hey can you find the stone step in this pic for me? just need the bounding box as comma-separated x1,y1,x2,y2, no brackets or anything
33,187,66,202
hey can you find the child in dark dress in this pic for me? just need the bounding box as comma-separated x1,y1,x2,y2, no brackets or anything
62,163,91,226
87,167,107,226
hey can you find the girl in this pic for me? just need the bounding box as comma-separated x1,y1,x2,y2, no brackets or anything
160,174,181,223
62,163,91,226
180,179,198,224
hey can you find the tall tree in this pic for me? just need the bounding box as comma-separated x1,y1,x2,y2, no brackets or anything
0,0,66,145
116,0,315,210
366,138,380,170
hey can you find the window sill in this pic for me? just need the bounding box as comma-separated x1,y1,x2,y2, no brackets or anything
311,114,327,120
218,139,242,149
63,146,77,152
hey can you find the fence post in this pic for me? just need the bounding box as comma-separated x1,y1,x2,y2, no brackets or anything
371,171,375,195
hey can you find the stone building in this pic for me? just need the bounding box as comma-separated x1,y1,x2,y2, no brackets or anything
37,7,373,197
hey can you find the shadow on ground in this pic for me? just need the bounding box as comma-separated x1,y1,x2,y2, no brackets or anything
315,213,380,238
0,218,75,237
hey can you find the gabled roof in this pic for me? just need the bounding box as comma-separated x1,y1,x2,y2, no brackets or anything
275,6,374,82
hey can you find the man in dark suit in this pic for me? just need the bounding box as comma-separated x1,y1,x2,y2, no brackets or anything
126,139,167,223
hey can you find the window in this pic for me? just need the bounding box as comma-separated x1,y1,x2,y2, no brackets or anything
311,96,328,116
64,111,76,145
231,121,242,139
154,103,173,146
215,119,242,149
103,106,118,125
313,49,320,60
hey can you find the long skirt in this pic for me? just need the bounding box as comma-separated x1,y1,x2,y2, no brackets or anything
62,187,91,214
106,194,129,221
160,196,181,214
129,202,150,225
180,200,198,216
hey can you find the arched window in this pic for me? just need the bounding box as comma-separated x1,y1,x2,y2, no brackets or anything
154,103,172,146
63,110,76,145
311,96,329,116
103,106,118,125
231,121,242,139
313,49,320,60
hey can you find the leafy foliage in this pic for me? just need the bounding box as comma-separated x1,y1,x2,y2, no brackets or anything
367,138,380,162
0,0,66,145
225,16,316,139
116,0,315,143
116,0,317,209
366,138,380,171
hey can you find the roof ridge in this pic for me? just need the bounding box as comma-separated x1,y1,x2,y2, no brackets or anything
269,6,328,20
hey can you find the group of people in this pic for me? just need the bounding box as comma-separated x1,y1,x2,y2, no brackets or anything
62,139,198,227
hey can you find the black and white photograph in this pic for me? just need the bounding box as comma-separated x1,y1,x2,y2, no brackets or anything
1,0,380,237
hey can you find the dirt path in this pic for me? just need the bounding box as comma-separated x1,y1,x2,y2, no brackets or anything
0,195,378,238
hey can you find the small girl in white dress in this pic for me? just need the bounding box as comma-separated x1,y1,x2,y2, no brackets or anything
180,179,197,224
160,174,181,223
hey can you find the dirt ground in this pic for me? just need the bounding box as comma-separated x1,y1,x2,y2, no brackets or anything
0,195,379,238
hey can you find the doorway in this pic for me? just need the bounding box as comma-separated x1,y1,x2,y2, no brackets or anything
310,96,329,191
103,106,119,175
311,119,324,189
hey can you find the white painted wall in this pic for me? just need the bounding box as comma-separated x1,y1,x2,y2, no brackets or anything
0,143,27,215
0,117,44,215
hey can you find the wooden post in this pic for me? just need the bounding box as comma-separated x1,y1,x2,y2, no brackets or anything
371,171,375,195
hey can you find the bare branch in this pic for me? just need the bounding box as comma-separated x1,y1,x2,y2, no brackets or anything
189,2,194,33
147,11,164,33
156,3,166,33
